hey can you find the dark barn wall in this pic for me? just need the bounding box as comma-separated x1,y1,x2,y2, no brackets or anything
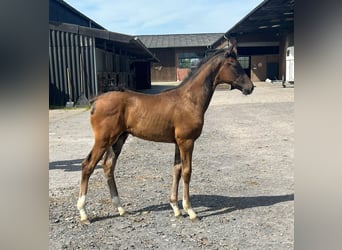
149,48,176,82
49,28,97,106
250,54,279,81
134,62,151,89
95,48,143,92
95,48,130,92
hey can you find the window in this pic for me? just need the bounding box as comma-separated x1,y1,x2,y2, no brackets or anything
178,52,204,69
238,56,250,69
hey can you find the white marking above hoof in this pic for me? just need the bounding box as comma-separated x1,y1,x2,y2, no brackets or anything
118,207,126,216
170,202,182,217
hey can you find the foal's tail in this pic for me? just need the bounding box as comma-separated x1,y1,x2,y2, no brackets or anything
89,96,98,105
89,97,98,115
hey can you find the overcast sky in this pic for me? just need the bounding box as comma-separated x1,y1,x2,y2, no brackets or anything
65,0,263,35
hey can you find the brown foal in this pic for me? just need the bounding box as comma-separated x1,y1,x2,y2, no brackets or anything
77,44,254,224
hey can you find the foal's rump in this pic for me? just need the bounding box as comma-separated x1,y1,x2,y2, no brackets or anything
88,91,128,142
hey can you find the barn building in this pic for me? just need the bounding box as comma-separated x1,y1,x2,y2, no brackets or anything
138,33,222,82
49,0,158,107
212,0,294,83
49,0,294,107
139,0,294,84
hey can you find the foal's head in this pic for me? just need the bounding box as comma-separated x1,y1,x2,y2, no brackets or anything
214,45,254,95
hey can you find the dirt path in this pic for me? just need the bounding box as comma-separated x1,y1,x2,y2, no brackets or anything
49,82,294,249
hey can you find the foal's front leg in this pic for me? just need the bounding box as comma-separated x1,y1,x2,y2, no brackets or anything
170,144,182,217
178,139,197,220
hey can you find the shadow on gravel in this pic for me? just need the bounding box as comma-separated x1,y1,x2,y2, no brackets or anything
192,194,294,218
49,159,100,171
49,159,83,171
131,193,294,219
92,194,293,222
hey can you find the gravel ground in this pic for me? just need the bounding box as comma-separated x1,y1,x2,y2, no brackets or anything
49,82,294,249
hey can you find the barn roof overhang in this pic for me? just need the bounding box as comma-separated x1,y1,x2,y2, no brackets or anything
49,22,159,62
50,0,106,30
212,0,294,48
138,33,223,49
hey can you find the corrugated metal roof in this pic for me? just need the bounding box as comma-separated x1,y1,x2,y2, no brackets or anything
50,0,106,30
49,22,159,62
227,0,294,35
138,33,223,48
212,0,294,47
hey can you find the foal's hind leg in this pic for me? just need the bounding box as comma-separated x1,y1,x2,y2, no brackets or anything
77,139,109,224
170,144,182,217
102,133,128,216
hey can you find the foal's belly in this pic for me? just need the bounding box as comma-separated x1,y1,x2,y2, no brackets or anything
126,113,176,143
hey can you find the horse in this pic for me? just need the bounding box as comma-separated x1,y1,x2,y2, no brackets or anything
77,43,254,224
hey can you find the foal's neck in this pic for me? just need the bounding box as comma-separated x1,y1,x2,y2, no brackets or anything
181,63,219,113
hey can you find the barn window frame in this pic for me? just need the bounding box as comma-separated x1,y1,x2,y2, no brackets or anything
177,52,204,69
238,56,250,69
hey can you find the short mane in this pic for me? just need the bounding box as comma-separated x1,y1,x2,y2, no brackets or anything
176,48,227,87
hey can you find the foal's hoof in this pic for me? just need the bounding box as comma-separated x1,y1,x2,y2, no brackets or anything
190,216,200,222
173,209,182,218
175,212,182,218
118,207,126,216
80,218,91,225
185,208,197,221
189,215,198,221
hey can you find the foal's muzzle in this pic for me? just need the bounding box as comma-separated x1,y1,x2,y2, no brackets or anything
243,84,254,95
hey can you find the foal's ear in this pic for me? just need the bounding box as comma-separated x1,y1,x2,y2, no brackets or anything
224,44,238,59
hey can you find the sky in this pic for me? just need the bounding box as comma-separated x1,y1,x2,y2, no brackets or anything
65,0,264,35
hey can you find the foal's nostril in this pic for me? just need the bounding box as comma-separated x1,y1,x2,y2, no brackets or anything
243,85,254,95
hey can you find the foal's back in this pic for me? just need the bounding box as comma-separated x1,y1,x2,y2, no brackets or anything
90,90,186,143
